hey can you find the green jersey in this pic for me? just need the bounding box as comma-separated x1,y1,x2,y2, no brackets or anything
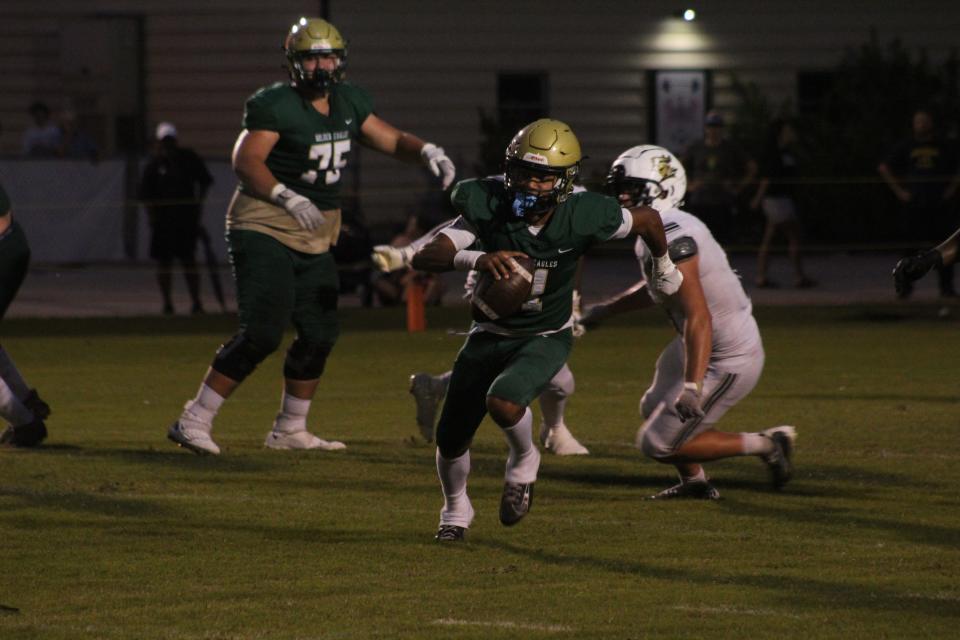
0,178,9,216
240,81,374,210
452,178,627,334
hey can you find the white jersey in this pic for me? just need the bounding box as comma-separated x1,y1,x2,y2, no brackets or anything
634,208,761,370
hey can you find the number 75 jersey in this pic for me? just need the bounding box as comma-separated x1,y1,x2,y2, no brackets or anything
239,81,374,210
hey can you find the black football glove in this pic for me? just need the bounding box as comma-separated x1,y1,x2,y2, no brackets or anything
893,249,942,297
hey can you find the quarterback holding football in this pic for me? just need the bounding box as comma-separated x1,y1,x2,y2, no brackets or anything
410,119,682,541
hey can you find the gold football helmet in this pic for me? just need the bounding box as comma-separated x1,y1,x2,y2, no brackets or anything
283,17,347,93
504,119,582,218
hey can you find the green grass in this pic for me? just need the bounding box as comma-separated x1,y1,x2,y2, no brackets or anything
1,305,958,639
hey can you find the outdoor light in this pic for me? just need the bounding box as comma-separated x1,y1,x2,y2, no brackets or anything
683,9,696,21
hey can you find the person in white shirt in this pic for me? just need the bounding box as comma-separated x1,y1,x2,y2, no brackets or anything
581,145,796,499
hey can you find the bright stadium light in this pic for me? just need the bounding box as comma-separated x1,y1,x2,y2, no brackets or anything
683,9,697,21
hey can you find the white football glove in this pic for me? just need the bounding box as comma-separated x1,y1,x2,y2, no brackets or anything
675,382,705,422
652,253,683,296
420,143,456,189
571,290,586,337
271,184,326,231
371,244,415,272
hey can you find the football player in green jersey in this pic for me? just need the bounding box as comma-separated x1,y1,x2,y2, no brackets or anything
0,178,52,447
411,119,683,541
167,17,456,455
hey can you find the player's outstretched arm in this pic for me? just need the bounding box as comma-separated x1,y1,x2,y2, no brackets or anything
935,226,960,267
893,226,960,295
360,115,456,188
580,281,655,329
371,218,458,272
628,205,682,295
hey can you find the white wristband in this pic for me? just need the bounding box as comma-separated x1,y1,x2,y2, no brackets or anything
683,381,703,395
269,183,288,204
453,250,484,271
654,252,676,273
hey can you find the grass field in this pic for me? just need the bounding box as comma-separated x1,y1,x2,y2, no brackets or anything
1,305,958,639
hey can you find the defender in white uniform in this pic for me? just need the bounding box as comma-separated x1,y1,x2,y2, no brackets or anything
582,145,796,498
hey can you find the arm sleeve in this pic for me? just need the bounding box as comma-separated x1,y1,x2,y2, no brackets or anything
438,216,479,251
607,208,634,240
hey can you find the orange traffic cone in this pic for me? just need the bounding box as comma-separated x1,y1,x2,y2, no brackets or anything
406,275,426,332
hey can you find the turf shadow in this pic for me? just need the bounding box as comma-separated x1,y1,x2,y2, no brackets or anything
478,538,960,619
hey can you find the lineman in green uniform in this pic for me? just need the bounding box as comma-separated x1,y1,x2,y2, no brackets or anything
412,119,683,541
168,17,456,455
0,178,52,447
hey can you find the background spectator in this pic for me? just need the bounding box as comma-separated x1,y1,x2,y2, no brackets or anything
57,110,99,161
750,119,815,288
21,101,61,157
878,108,960,298
682,110,758,244
138,122,213,314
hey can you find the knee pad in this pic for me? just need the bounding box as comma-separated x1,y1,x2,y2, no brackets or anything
211,332,277,382
283,339,333,380
638,420,674,461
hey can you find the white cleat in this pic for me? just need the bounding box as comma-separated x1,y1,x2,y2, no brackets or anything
409,372,444,442
264,429,346,451
168,419,220,456
540,423,589,456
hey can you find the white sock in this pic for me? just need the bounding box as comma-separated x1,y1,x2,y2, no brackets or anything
539,364,573,428
183,383,225,425
273,392,311,434
436,448,473,527
681,467,707,484
0,347,30,399
502,407,540,483
741,432,775,456
0,376,34,426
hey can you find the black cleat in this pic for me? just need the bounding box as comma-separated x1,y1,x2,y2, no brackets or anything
435,524,466,542
762,426,796,490
23,389,51,420
0,418,48,448
499,482,534,526
647,480,721,500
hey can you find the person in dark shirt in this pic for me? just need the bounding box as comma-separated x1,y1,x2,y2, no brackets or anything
750,119,814,288
682,110,757,244
139,122,213,314
878,108,960,298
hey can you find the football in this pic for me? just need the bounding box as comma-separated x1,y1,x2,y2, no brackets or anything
471,255,536,322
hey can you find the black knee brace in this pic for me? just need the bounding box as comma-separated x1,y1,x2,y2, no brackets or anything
211,332,275,382
283,339,333,380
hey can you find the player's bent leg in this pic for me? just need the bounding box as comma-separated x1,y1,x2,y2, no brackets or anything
538,363,588,455
264,340,345,451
